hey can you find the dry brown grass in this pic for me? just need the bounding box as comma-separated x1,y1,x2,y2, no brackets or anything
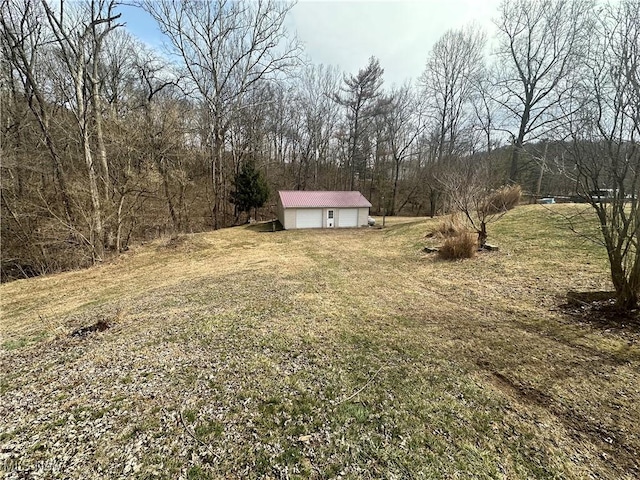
1,205,639,479
483,184,523,214
439,232,478,259
428,213,469,238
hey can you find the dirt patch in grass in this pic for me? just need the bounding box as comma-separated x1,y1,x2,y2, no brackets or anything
70,319,112,338
558,291,640,336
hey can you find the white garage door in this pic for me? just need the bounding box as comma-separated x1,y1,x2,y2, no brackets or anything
338,208,358,227
296,209,323,228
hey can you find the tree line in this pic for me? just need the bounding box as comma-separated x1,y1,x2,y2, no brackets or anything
1,0,638,298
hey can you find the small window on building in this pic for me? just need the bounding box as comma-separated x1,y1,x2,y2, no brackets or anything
328,210,334,219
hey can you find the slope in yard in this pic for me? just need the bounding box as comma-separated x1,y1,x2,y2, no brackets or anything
1,205,639,479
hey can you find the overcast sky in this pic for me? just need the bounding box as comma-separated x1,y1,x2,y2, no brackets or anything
288,0,502,86
121,0,503,87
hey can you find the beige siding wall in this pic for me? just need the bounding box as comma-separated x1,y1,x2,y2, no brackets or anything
277,197,284,227
277,198,296,229
284,209,296,229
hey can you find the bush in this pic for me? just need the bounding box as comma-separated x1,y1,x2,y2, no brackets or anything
439,232,477,260
482,185,522,215
430,214,467,238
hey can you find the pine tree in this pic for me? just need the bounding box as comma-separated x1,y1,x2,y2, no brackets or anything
231,160,270,222
333,57,388,190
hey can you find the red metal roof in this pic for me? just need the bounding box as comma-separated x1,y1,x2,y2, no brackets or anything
279,191,372,208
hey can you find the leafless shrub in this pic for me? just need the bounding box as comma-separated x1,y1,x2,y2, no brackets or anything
440,159,523,247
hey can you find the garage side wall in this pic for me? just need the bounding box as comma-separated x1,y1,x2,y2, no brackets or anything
277,197,284,227
284,208,296,229
277,199,296,230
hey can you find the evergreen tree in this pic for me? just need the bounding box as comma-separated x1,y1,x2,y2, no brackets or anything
333,57,387,190
231,160,270,221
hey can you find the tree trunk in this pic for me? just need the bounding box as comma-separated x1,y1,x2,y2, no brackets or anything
75,59,103,260
116,193,125,253
152,150,179,231
26,77,74,222
92,66,110,202
509,145,521,184
391,156,400,216
212,122,225,230
429,188,439,218
536,159,545,199
83,129,104,260
478,221,487,248
610,251,640,310
615,284,639,311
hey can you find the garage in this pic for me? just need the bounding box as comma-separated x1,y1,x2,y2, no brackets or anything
337,208,358,227
277,191,372,230
295,209,323,229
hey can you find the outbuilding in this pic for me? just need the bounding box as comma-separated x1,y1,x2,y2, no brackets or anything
277,191,372,230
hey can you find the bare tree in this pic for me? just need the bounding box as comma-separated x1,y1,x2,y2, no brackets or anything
470,66,500,155
566,0,640,310
384,84,426,215
293,64,341,190
420,25,486,162
1,0,74,221
41,0,122,259
142,0,301,229
99,29,141,116
440,158,522,248
494,0,593,183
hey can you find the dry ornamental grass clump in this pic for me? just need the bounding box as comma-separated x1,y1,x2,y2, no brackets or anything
439,232,477,260
482,184,523,215
429,214,467,239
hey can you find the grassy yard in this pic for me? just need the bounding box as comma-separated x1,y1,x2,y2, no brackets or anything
1,204,638,479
